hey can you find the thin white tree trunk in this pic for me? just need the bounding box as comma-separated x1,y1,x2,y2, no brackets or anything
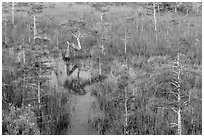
38,67,41,108
99,57,102,75
186,7,189,16
187,20,190,36
34,15,37,40
124,86,128,135
98,12,104,75
27,23,30,43
196,2,199,15
22,46,26,107
166,26,170,47
57,31,59,47
124,31,127,66
175,3,177,15
157,3,160,15
65,43,70,58
124,32,127,55
76,37,81,50
12,2,15,25
136,20,139,30
101,44,104,54
177,53,182,135
100,12,103,22
153,2,158,42
4,16,7,44
141,17,144,32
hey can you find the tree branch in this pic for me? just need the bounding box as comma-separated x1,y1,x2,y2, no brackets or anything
170,107,178,113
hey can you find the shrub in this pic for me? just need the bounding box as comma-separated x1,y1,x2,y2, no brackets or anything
2,105,40,135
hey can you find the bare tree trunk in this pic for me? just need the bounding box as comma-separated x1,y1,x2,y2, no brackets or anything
65,42,70,58
57,31,59,47
187,20,190,36
4,16,7,44
157,3,160,15
124,31,127,66
98,12,104,75
27,23,30,43
34,15,37,40
186,8,189,16
177,53,182,135
136,20,139,30
196,2,199,15
175,2,177,15
124,32,127,55
124,86,128,135
38,67,41,109
153,2,158,42
166,26,170,47
22,46,26,107
141,17,144,32
99,57,102,75
76,36,81,50
101,44,104,54
12,2,15,25
100,12,104,22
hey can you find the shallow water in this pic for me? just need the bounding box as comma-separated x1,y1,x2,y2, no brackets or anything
47,57,103,134
67,91,102,135
66,68,104,135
